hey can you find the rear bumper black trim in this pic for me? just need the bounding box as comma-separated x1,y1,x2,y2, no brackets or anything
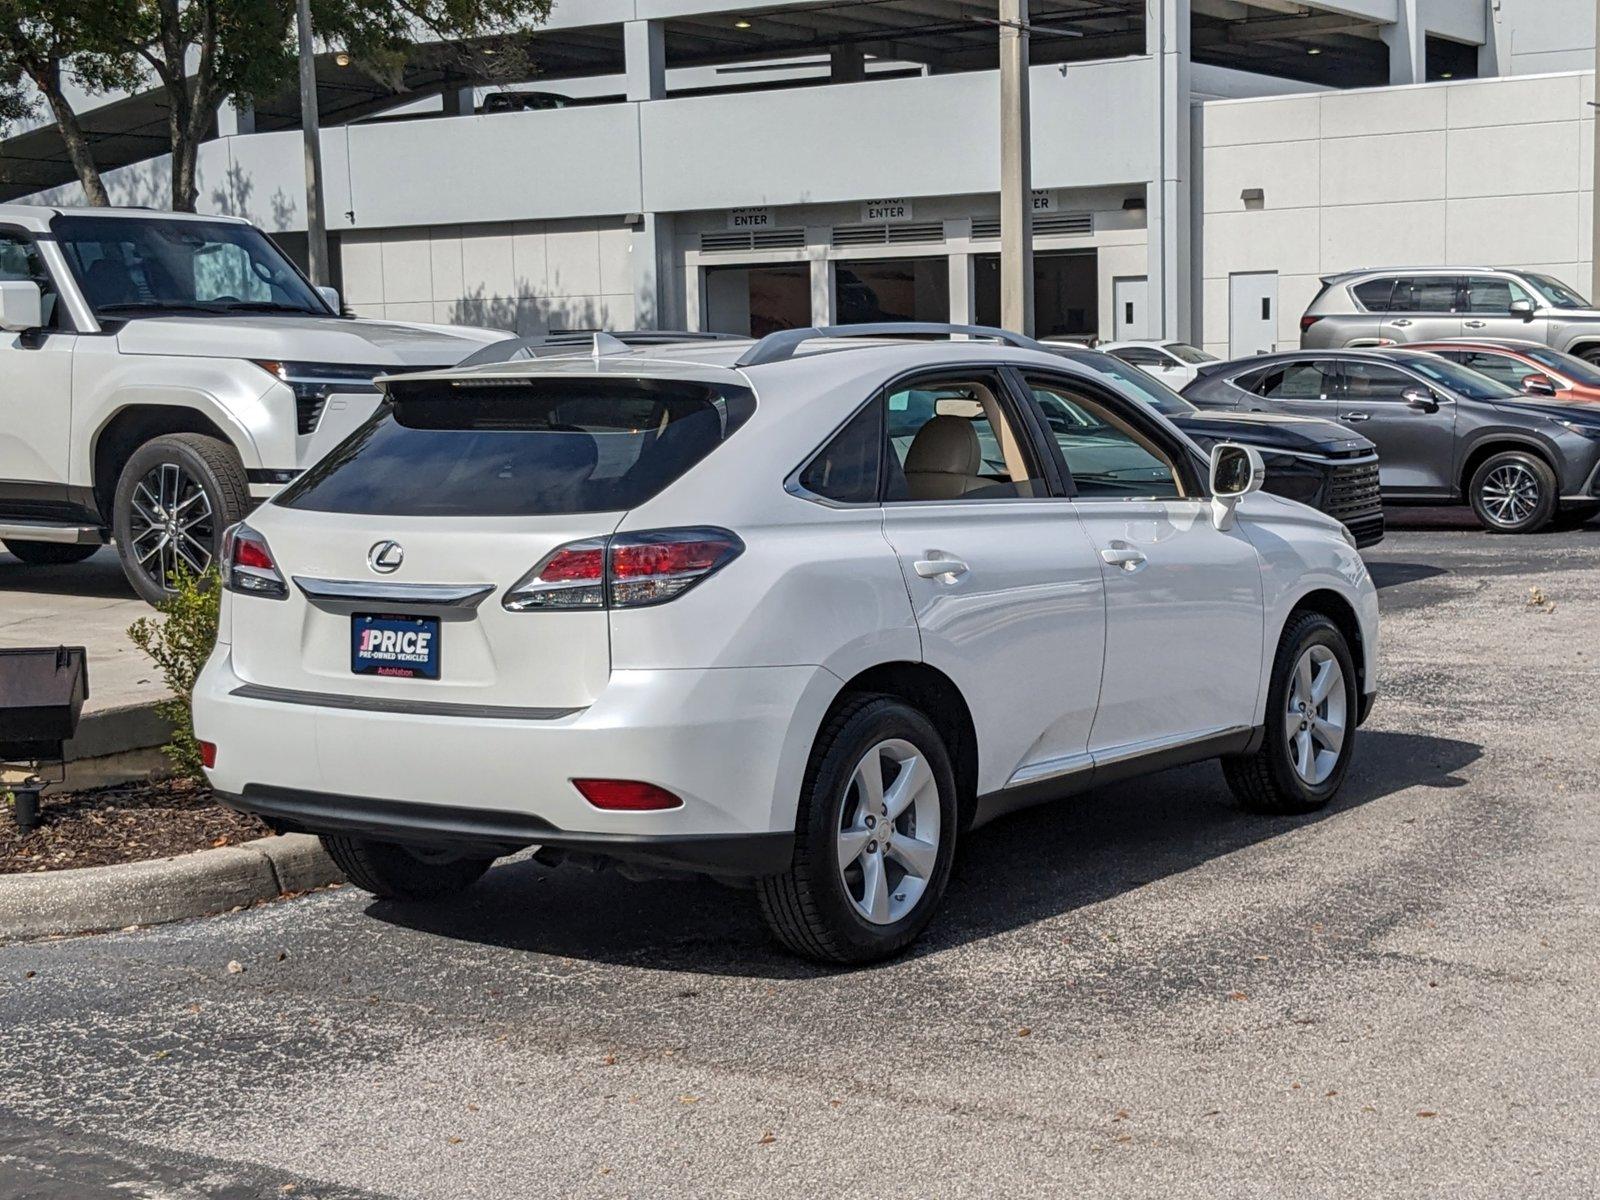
229,683,580,721
223,785,795,877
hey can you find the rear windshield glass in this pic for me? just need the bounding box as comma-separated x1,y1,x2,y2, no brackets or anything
276,377,756,516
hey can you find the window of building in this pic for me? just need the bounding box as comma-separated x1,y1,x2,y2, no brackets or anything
974,250,1097,337
835,258,949,325
704,263,810,337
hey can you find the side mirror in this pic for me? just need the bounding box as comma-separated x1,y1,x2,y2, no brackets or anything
1209,442,1265,531
1509,298,1536,319
317,285,341,313
1521,373,1557,397
0,280,43,333
1403,387,1440,413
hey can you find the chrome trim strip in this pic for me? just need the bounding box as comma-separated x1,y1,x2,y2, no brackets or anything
1004,725,1254,789
230,683,581,721
292,577,496,609
0,521,102,545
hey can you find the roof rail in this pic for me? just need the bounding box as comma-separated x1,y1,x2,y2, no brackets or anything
456,329,745,368
735,322,1047,368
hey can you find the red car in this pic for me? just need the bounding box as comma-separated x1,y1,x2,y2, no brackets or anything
1408,340,1600,404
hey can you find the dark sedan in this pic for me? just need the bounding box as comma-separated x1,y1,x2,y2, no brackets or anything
1051,349,1384,546
1184,348,1600,533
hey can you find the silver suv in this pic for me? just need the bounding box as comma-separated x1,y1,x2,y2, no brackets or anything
1300,269,1600,362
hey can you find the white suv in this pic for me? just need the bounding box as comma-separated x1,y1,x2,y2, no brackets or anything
194,325,1380,963
0,205,507,602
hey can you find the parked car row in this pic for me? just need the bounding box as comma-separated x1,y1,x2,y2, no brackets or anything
1183,345,1600,533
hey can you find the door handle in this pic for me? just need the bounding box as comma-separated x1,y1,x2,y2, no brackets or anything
1344,411,1370,422
1464,320,1487,329
1099,545,1147,572
1391,319,1412,327
913,554,969,581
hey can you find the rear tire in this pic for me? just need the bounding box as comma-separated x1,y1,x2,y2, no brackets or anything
1,539,100,566
1223,611,1358,816
756,695,958,965
113,433,252,604
320,835,493,901
1467,449,1557,534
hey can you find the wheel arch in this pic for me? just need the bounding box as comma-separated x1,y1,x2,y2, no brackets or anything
823,661,981,832
90,404,246,523
1282,588,1368,710
1458,435,1558,500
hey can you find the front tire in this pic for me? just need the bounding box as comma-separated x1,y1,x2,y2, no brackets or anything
320,835,493,901
112,433,252,604
1,539,100,566
756,695,958,965
1223,611,1358,816
1468,449,1557,534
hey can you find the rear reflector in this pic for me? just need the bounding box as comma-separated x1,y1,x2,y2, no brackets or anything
572,779,683,811
504,527,743,612
199,740,217,769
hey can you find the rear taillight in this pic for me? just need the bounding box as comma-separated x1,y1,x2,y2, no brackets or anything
503,527,743,612
573,779,683,811
1300,314,1323,332
220,522,289,600
199,740,217,769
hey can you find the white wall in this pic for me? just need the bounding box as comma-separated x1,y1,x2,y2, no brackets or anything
1497,0,1595,75
1196,71,1595,356
338,219,640,332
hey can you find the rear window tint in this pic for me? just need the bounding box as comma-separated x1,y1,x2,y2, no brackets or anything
277,377,755,517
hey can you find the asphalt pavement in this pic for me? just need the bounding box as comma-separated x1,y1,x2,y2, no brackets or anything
2,509,1597,1198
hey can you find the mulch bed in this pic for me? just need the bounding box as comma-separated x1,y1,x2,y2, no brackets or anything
0,777,270,875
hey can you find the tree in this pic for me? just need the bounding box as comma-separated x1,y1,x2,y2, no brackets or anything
3,0,554,212
0,1,140,205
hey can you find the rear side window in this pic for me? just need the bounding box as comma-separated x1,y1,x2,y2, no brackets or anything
798,402,882,503
277,377,755,516
1351,278,1397,311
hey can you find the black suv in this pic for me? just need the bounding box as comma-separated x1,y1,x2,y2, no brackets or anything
1184,348,1600,533
1054,349,1384,546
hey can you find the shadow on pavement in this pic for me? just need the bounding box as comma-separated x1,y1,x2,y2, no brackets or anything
367,729,1483,978
0,549,135,600
1366,560,1448,589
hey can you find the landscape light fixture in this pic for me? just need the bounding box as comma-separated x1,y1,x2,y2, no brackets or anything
1307,46,1322,55
734,18,751,28
334,51,351,66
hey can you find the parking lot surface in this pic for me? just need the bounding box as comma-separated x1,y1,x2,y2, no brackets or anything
0,546,156,716
1,511,1597,1198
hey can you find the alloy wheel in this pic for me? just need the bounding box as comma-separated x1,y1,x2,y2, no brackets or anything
1479,462,1541,527
127,461,216,591
835,738,942,926
1285,644,1347,787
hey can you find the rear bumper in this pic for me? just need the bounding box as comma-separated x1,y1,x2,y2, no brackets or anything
195,651,840,872
219,786,795,875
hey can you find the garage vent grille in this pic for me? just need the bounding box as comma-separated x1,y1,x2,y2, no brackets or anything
699,228,806,252
832,221,945,247
970,212,1093,240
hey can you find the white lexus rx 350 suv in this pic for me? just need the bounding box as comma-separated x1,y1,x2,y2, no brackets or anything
194,325,1379,963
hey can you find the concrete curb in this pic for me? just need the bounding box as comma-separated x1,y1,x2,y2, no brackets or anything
0,834,341,941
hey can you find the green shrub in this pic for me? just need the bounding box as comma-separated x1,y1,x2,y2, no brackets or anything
128,566,221,781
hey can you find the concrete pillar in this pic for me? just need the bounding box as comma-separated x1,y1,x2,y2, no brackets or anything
1147,0,1191,341
630,213,679,330
1382,0,1425,84
625,20,667,102
808,229,836,325
999,0,1034,336
216,100,255,137
945,219,975,324
830,45,866,83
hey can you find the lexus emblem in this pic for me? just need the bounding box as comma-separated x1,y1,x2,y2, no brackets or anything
367,540,404,575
